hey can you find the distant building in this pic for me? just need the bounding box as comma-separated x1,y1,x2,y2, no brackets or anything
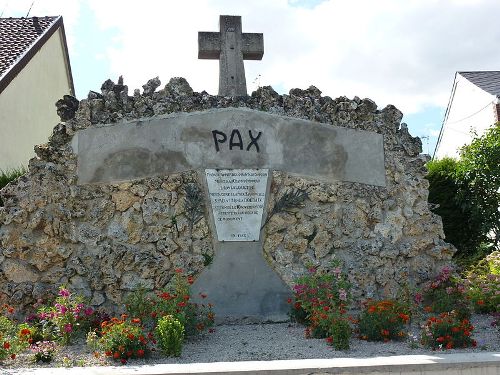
434,71,500,159
0,16,74,170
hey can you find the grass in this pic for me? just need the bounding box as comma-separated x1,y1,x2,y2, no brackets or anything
0,167,26,206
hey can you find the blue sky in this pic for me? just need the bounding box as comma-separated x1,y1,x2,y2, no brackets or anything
3,0,500,156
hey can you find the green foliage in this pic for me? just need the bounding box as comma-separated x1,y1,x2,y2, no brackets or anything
36,286,95,345
0,167,26,206
456,124,500,249
421,311,476,350
427,124,499,262
0,305,27,361
319,312,351,350
290,260,351,350
421,267,470,320
184,183,205,232
31,341,57,363
261,188,308,229
125,271,215,337
153,270,214,336
426,157,482,258
463,251,500,313
98,317,148,364
358,300,410,342
155,315,184,357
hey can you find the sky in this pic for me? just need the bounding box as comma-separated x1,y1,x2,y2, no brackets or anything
2,0,500,156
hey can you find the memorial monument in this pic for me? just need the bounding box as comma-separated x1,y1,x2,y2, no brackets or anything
0,15,455,321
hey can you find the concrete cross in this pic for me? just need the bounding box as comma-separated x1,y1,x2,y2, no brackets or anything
198,15,264,97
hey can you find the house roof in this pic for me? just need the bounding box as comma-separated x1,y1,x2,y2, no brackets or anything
459,71,500,97
0,16,74,95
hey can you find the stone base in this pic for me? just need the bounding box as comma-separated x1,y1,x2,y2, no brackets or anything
191,241,291,323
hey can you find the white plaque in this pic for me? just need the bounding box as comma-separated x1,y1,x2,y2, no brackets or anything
206,169,269,242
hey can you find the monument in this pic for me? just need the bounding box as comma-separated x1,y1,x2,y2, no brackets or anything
0,15,455,321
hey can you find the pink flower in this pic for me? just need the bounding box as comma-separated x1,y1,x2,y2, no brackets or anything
63,324,73,333
84,307,94,316
55,304,68,314
414,293,423,304
445,287,454,295
333,267,342,279
58,288,70,298
339,288,347,301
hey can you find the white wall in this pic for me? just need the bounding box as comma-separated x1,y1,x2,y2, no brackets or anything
434,73,496,159
0,28,72,171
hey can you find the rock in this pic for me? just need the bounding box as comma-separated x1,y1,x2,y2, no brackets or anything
2,259,39,283
112,191,140,212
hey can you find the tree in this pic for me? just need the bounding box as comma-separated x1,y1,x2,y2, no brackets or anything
456,124,500,249
426,123,500,261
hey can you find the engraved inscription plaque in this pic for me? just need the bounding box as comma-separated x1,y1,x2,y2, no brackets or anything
206,169,268,241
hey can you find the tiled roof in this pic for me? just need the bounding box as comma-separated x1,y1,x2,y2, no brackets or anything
459,71,500,97
0,16,74,95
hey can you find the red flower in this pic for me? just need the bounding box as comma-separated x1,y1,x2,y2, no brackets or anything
126,351,133,358
323,306,330,311
175,268,183,274
187,276,194,285
137,349,145,357
177,301,186,307
121,358,127,364
131,318,141,324
151,312,157,318
477,300,485,306
446,342,453,349
127,333,135,340
105,351,112,357
3,341,10,350
113,352,120,359
326,336,333,344
436,336,445,343
10,353,16,360
20,328,31,336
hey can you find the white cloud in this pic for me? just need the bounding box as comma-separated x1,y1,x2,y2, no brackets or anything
5,0,500,117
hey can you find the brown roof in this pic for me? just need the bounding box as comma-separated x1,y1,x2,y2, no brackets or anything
0,16,74,94
459,71,500,97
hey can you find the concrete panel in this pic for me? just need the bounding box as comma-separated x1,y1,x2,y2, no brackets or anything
75,108,385,186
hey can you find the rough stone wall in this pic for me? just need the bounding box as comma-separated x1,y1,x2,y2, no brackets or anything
0,77,455,313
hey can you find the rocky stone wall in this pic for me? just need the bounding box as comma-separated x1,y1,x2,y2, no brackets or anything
0,77,455,313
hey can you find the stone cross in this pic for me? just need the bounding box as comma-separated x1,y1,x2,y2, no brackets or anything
198,15,264,97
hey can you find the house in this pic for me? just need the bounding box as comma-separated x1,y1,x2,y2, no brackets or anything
0,16,74,171
433,71,500,159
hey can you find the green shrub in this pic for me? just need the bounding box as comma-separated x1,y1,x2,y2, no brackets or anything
99,316,148,364
0,305,28,361
151,270,214,336
290,260,351,350
426,158,483,259
421,311,476,350
358,300,410,342
464,251,500,313
421,267,470,320
155,315,184,357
